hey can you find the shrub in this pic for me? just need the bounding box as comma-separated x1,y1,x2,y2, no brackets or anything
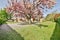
45,14,55,21
0,9,8,25
54,17,60,23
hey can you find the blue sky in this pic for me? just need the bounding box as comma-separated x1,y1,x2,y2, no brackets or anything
0,0,60,16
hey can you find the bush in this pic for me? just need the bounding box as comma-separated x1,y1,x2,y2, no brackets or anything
0,9,8,25
54,17,60,23
45,14,56,21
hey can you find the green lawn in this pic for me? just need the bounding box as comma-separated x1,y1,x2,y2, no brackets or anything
0,21,57,40
50,23,60,40
9,21,56,40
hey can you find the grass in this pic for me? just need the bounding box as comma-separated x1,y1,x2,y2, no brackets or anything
6,21,18,24
9,21,56,40
50,23,60,40
0,21,57,40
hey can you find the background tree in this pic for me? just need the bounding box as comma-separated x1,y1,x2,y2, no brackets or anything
6,0,56,24
45,13,56,21
45,11,59,21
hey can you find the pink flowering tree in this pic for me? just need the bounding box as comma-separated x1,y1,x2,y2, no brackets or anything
6,0,56,24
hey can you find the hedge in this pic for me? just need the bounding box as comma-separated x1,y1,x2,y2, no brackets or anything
0,9,8,25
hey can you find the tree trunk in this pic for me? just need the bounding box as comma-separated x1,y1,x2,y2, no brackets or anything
28,19,32,24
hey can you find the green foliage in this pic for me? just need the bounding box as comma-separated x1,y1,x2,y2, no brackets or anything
7,13,12,20
54,17,60,23
45,13,56,21
45,11,60,22
51,17,60,40
0,9,8,24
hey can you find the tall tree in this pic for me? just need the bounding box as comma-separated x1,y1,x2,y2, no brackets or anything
6,0,56,24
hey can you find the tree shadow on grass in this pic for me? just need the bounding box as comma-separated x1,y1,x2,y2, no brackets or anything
0,24,24,40
50,23,60,40
18,21,48,28
35,24,48,28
